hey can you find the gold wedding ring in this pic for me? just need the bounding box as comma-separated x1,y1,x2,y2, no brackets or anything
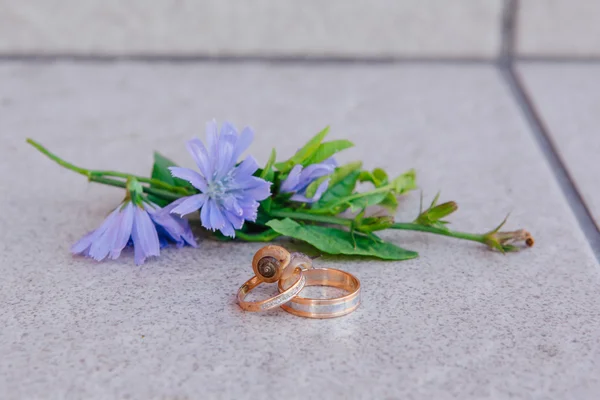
278,268,361,318
237,267,306,312
236,245,313,312
237,246,360,318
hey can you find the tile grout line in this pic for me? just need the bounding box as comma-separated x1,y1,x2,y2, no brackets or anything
498,0,600,260
500,0,517,64
502,67,600,261
0,53,494,65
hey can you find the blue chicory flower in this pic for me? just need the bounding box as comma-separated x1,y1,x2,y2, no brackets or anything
280,158,337,203
169,120,271,237
71,201,196,265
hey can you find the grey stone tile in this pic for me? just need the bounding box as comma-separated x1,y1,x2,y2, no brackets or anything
516,0,600,57
1,62,599,399
0,0,503,58
518,62,600,228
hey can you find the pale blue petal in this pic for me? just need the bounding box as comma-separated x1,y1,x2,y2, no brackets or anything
209,201,226,230
237,198,259,221
300,163,335,182
233,156,259,179
169,166,208,192
240,180,271,201
131,206,160,265
206,119,219,154
215,132,237,178
290,193,313,203
223,195,243,216
280,164,302,193
71,206,121,257
312,178,330,201
149,203,197,248
219,220,236,238
109,202,135,259
233,126,254,160
200,198,213,230
71,230,97,255
186,138,212,178
224,209,244,229
170,194,207,216
219,121,238,137
324,157,338,167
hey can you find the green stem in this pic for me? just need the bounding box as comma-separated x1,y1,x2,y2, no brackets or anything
235,229,282,242
390,223,486,244
27,138,90,176
89,176,183,202
91,171,190,194
269,209,353,226
268,209,487,245
27,138,192,195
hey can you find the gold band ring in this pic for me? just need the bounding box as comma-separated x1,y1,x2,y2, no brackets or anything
237,245,313,312
237,267,306,312
277,268,361,318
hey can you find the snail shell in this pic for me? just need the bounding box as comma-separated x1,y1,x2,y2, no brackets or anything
252,245,291,283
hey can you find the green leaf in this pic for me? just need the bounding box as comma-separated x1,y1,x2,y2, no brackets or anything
304,139,354,166
260,148,277,182
391,169,417,194
266,218,418,260
260,197,273,213
379,192,399,211
304,175,329,199
359,168,389,187
151,152,193,189
148,152,193,206
274,126,329,173
347,191,389,212
312,162,362,207
312,189,390,215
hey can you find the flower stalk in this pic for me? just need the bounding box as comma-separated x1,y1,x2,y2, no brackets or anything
27,139,193,195
27,122,534,264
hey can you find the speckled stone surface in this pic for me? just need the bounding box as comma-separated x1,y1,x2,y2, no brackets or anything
0,0,503,58
518,63,600,227
1,62,599,399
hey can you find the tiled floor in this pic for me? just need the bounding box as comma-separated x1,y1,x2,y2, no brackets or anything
517,63,600,227
0,60,599,399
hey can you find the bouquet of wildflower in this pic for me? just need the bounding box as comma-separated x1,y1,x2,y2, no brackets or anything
28,121,533,265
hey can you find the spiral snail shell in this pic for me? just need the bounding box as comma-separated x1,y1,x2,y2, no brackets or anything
252,245,292,283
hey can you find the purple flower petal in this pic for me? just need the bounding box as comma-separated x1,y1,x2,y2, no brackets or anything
72,207,121,259
170,194,207,217
312,178,330,202
209,201,226,230
149,201,197,248
200,198,213,230
109,202,135,259
290,193,313,203
177,120,272,236
205,120,219,161
233,155,259,179
186,138,213,178
215,132,237,179
280,164,302,193
223,195,243,216
239,180,271,200
131,206,160,265
280,159,336,203
224,209,244,229
169,166,208,192
233,127,254,161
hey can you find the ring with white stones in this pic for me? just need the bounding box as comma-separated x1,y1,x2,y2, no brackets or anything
236,245,312,312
